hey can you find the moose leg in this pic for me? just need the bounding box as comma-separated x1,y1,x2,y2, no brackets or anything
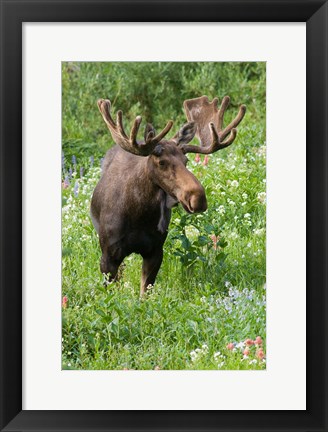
140,249,163,296
100,240,124,285
100,253,122,284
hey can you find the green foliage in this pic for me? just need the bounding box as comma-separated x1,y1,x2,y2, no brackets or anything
62,61,265,163
62,61,266,370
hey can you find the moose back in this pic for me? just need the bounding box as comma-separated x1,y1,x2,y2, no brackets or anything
91,96,246,295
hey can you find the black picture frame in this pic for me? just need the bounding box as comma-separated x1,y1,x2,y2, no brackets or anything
0,1,327,431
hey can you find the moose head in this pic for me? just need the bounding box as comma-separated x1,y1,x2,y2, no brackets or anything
91,96,246,295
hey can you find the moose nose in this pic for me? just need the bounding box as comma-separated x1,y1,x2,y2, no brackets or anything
189,190,207,213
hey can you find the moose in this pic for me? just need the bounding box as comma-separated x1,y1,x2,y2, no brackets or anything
91,95,246,295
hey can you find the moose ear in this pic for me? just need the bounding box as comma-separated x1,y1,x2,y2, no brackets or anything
172,122,197,146
144,123,157,142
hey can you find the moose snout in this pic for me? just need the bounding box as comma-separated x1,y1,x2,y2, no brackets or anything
189,189,207,213
179,186,207,214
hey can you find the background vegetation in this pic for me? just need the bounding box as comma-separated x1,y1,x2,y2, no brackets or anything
62,62,266,370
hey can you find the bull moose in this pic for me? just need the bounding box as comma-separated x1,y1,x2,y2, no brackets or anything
91,96,246,295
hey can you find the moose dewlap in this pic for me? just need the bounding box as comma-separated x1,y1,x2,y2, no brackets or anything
90,96,246,296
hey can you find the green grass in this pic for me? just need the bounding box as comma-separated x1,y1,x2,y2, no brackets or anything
62,62,266,370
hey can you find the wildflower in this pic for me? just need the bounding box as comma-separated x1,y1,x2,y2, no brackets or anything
72,155,77,167
62,176,70,189
190,345,208,362
73,181,79,197
80,166,84,178
69,167,73,178
255,336,263,345
229,231,238,240
245,338,254,346
257,191,266,204
231,180,239,188
62,296,68,308
195,153,201,163
203,155,209,166
226,343,234,350
235,341,245,349
257,145,266,157
243,348,250,356
210,234,219,250
218,205,225,215
244,213,251,219
256,348,265,360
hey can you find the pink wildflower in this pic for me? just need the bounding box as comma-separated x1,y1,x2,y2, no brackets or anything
195,154,201,163
243,348,250,356
62,296,68,308
245,338,254,346
203,155,209,166
255,336,263,346
226,343,234,350
210,234,219,250
256,348,265,360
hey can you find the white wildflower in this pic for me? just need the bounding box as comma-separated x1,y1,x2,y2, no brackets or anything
235,341,245,349
218,205,225,215
257,191,266,204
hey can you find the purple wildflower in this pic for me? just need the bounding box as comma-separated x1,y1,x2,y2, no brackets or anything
64,176,70,187
73,181,79,197
80,166,84,178
69,167,73,179
72,155,77,169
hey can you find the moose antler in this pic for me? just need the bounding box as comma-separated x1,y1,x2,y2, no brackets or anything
97,99,173,156
180,95,246,154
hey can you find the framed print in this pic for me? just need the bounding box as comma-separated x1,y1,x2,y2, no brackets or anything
0,1,327,431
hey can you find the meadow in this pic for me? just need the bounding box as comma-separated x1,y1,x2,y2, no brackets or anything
62,62,266,370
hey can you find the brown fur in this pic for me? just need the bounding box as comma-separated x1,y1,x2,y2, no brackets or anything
91,142,206,296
